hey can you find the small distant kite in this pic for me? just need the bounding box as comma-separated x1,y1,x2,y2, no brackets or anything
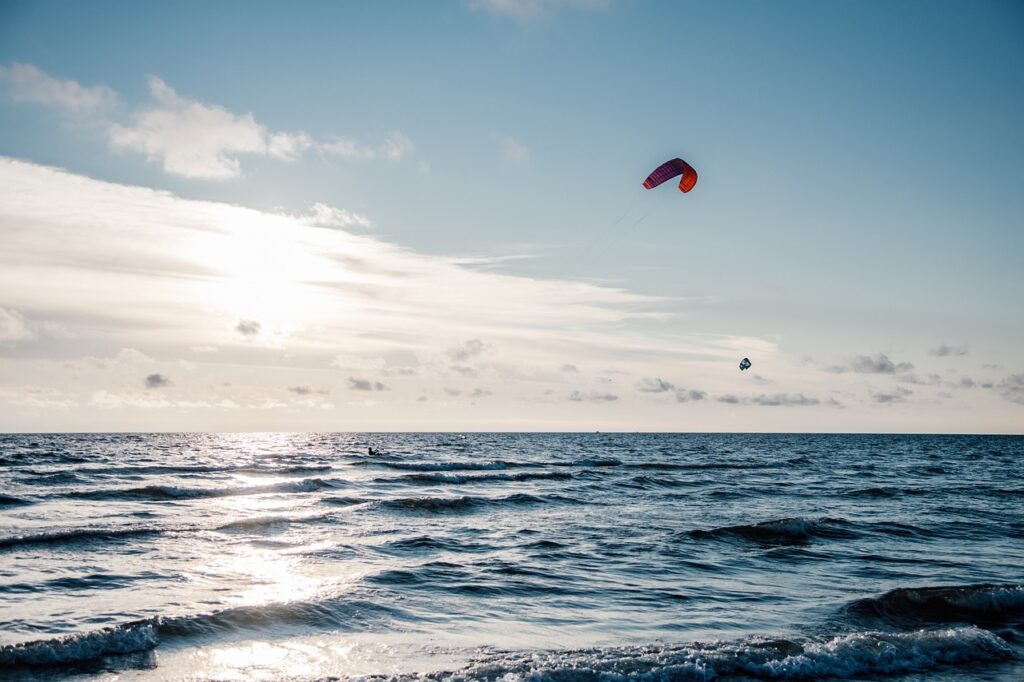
643,158,698,193
739,358,751,371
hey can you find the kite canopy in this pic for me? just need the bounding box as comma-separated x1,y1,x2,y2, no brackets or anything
643,158,698,193
739,358,751,371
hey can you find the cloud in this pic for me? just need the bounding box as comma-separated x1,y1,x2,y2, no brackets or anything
675,389,706,403
380,132,415,160
896,372,941,385
637,377,674,393
872,386,913,403
568,390,617,402
828,353,913,374
469,0,610,21
447,339,489,362
144,373,172,389
470,388,492,398
717,392,823,407
444,387,461,396
322,131,414,161
107,76,312,180
561,364,578,373
930,344,968,357
296,202,372,230
235,319,262,336
349,377,388,391
999,374,1024,405
0,307,32,342
287,386,329,396
958,376,976,389
495,134,530,162
0,63,117,113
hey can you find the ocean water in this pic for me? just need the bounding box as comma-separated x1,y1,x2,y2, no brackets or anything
1,433,1022,681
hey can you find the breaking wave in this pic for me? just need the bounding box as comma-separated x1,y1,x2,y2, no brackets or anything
443,626,1014,681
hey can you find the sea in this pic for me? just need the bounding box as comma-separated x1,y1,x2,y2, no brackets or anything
0,433,1022,681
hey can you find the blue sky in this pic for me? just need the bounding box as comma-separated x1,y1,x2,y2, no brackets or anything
0,0,1022,431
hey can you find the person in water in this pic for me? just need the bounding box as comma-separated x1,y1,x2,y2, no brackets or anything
368,446,380,456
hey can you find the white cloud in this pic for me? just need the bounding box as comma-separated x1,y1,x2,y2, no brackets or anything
10,156,971,431
495,134,530,163
0,307,32,342
321,131,415,161
380,131,415,160
296,202,372,230
4,65,418,180
107,76,312,180
0,63,117,113
469,0,610,21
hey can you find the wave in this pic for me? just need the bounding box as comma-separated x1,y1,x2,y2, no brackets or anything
848,583,1024,627
65,477,338,502
380,471,573,485
0,525,169,550
379,493,572,513
687,517,859,546
0,493,30,506
0,595,402,668
0,511,335,550
213,513,332,533
0,622,158,667
450,626,1013,681
354,459,517,472
628,460,780,471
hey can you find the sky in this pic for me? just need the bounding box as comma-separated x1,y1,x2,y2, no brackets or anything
0,0,1022,432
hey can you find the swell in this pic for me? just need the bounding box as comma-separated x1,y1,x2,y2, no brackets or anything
847,583,1024,628
378,471,573,485
684,516,960,546
0,513,331,550
686,517,861,546
62,477,339,502
378,492,577,513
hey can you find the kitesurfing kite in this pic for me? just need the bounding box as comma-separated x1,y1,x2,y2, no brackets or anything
643,158,698,193
739,358,751,371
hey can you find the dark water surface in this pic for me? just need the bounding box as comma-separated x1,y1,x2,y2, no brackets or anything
1,433,1022,680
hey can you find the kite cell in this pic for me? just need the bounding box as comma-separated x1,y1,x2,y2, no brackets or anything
643,158,698,193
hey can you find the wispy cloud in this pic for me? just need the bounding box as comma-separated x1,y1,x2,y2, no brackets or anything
827,353,913,374
999,374,1024,405
495,134,530,162
0,63,117,113
1,65,416,180
929,344,968,357
717,393,825,407
872,386,913,404
0,307,32,342
293,202,372,230
675,389,706,403
349,378,388,391
107,76,312,180
637,377,673,393
469,0,610,21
